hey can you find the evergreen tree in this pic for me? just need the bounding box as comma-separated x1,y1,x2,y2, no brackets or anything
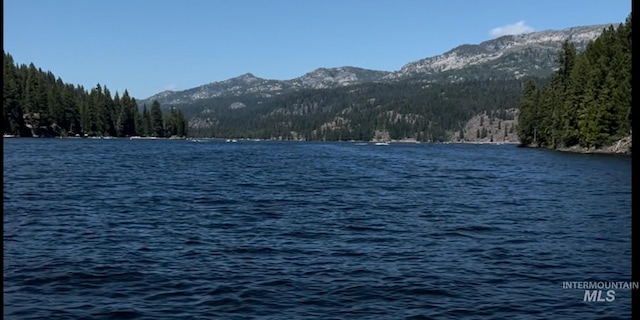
516,80,541,146
113,92,124,136
516,14,631,150
22,63,49,133
140,105,150,136
3,51,191,138
119,90,137,136
61,84,80,135
3,53,26,135
150,100,164,137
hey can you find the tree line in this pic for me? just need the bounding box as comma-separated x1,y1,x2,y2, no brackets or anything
186,76,532,141
516,14,631,149
3,52,188,138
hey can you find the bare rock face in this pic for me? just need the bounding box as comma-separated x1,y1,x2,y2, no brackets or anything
450,109,519,143
289,67,390,89
229,102,246,110
607,135,632,154
371,130,391,142
386,25,609,80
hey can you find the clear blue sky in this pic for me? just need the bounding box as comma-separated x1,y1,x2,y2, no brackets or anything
3,0,630,100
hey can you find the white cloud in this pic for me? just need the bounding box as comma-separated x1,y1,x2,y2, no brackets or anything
489,21,535,37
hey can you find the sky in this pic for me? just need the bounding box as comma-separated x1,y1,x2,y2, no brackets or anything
3,0,631,100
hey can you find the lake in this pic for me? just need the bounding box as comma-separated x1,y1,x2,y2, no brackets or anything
3,138,632,319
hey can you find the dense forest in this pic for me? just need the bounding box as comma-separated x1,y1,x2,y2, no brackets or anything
186,77,532,141
516,14,632,149
3,52,188,138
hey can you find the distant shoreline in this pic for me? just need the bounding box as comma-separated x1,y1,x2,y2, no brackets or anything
4,136,630,155
449,141,520,145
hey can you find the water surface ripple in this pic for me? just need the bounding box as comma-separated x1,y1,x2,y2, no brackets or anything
3,139,632,319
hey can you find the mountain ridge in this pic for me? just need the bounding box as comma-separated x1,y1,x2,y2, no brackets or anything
138,23,613,107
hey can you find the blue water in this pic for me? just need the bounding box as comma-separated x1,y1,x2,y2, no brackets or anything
3,139,632,319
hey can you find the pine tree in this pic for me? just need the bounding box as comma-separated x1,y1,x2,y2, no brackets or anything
516,79,540,145
22,63,49,134
113,92,124,136
562,53,589,147
61,85,80,135
120,90,137,136
150,100,164,137
3,53,26,135
140,105,150,136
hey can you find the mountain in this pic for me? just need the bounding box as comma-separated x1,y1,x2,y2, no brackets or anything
386,25,609,81
138,67,391,107
290,67,391,89
138,24,611,108
133,23,624,144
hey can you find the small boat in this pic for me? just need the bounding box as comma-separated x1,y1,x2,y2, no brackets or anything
374,142,390,146
3,134,16,138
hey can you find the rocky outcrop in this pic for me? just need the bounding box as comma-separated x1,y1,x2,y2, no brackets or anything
449,109,519,143
608,135,632,154
558,136,632,154
386,24,609,80
289,67,390,89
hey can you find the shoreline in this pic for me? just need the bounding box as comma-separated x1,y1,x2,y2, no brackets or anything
450,141,520,145
518,140,631,155
4,135,631,154
556,145,631,155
